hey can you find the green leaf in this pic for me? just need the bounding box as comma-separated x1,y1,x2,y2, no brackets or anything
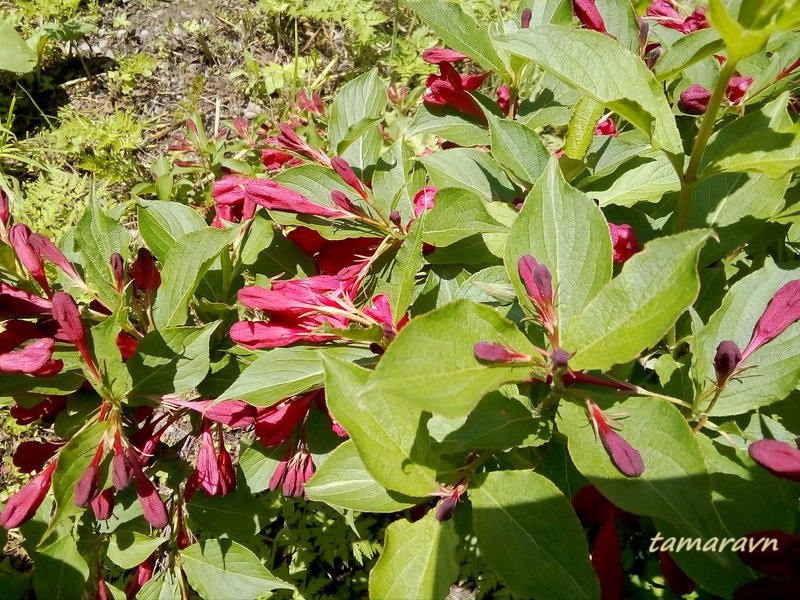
654,28,724,81
564,230,711,371
328,68,387,155
371,141,428,220
407,105,490,147
187,487,270,540
127,322,219,396
137,569,181,600
153,226,238,329
180,539,292,599
487,115,550,185
557,396,750,597
238,440,284,494
519,0,572,26
388,219,425,320
564,97,604,161
0,21,37,73
305,440,420,512
0,370,84,396
91,313,132,401
422,188,506,246
419,148,518,202
137,200,207,262
407,0,506,72
506,159,612,334
707,0,773,61
497,27,682,154
107,523,166,569
32,532,89,600
692,261,800,416
218,345,373,407
363,300,544,417
582,152,681,207
470,470,599,600
369,510,458,600
595,0,640,54
73,198,130,309
324,355,439,497
700,93,800,179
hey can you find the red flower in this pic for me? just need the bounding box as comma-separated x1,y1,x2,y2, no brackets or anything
116,331,139,361
12,440,61,474
659,552,696,596
0,459,58,529
255,393,316,447
592,514,624,600
727,75,752,105
74,443,105,507
296,89,325,115
90,488,115,521
217,433,236,496
261,149,300,172
0,338,60,375
51,291,98,378
10,395,67,425
163,398,258,428
125,556,155,600
129,248,161,292
646,1,707,34
594,116,618,137
748,439,800,483
186,421,222,498
110,253,125,292
587,401,644,477
413,186,437,218
521,7,532,29
363,293,408,339
518,255,558,337
713,340,741,386
608,223,639,264
679,83,712,114
331,157,368,199
573,0,607,33
741,280,800,361
424,62,488,120
132,461,169,529
112,435,134,491
0,188,9,230
28,232,82,283
269,448,315,497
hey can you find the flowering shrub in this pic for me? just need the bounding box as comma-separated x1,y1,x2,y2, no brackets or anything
3,0,800,598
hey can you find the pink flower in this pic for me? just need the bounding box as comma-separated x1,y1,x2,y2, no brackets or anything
132,460,169,529
186,421,222,498
413,186,437,217
748,439,800,483
0,338,61,376
273,124,330,165
726,75,752,105
163,398,258,429
587,401,644,477
125,556,155,600
518,255,558,337
422,47,469,64
28,232,82,283
573,0,607,33
424,62,488,120
681,9,708,33
363,293,408,339
608,223,639,263
0,459,58,529
474,341,532,363
90,488,114,521
110,253,125,292
51,291,98,378
296,89,325,115
129,248,161,292
741,280,800,361
646,1,708,33
521,7,532,29
261,149,300,172
74,444,105,507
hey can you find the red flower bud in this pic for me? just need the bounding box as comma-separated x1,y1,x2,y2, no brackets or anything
679,84,712,114
129,248,161,292
110,253,125,292
125,556,155,600
608,223,639,264
163,398,258,428
255,395,314,447
9,224,50,295
28,233,81,282
0,460,57,529
91,488,115,521
521,7,532,28
421,47,469,64
330,190,358,214
112,437,134,491
713,340,741,385
74,444,104,507
748,439,800,483
473,341,532,364
587,401,644,477
116,331,139,361
331,157,367,199
518,255,553,306
98,578,112,600
134,469,169,529
573,0,607,33
51,291,85,345
217,431,236,496
659,551,696,596
741,280,800,361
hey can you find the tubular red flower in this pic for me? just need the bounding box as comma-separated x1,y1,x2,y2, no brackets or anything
330,191,358,214
422,47,469,64
28,233,81,282
748,439,800,483
659,551,696,596
110,253,125,292
9,224,50,295
129,248,161,292
0,188,9,228
133,464,169,529
270,449,315,497
591,514,624,600
726,75,752,105
164,398,258,428
594,116,617,137
0,459,57,529
587,401,644,477
573,0,607,33
125,556,155,600
261,149,299,171
74,444,105,507
741,280,800,361
51,291,97,377
230,320,335,349
217,429,236,496
608,223,639,264
187,421,222,498
116,331,139,361
10,395,67,425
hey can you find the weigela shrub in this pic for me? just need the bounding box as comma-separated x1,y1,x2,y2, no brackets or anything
2,0,800,598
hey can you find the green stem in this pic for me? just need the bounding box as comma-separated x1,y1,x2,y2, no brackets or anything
675,58,738,232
